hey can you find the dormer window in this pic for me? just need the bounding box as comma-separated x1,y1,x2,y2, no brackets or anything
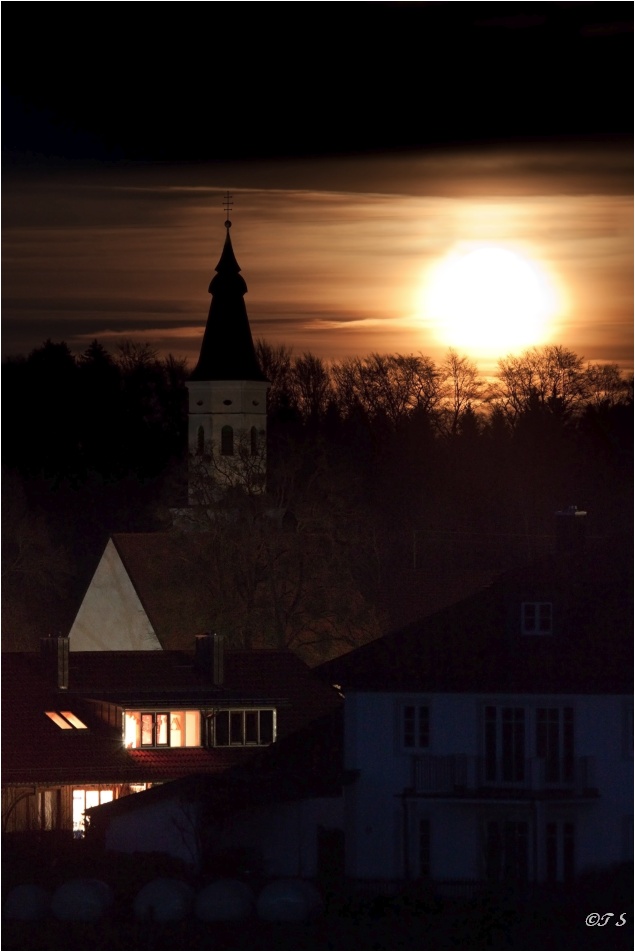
211,708,276,747
521,602,553,635
123,710,201,748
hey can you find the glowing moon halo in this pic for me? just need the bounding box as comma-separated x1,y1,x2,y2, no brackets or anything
421,244,561,356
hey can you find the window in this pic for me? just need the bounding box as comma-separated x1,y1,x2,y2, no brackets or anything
485,820,529,882
485,706,525,783
536,707,574,783
521,601,553,635
211,708,276,747
45,710,88,730
197,425,205,455
73,788,113,838
141,712,169,746
250,426,258,455
123,710,201,749
221,425,234,455
418,818,431,879
402,704,429,749
546,821,575,882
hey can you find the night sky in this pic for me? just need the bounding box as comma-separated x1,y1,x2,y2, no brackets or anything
3,2,633,372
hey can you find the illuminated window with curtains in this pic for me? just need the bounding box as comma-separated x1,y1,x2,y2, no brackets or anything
123,711,201,748
211,708,276,747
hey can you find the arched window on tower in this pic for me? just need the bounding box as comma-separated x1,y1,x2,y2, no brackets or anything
221,425,234,456
250,426,258,456
197,426,205,456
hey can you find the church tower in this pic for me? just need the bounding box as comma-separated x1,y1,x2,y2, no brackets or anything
186,196,269,501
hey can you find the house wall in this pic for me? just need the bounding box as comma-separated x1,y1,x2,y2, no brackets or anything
187,379,268,455
2,786,71,833
68,539,161,651
210,797,344,880
187,379,268,498
575,696,633,871
344,691,632,885
103,797,202,868
100,794,344,878
2,784,118,836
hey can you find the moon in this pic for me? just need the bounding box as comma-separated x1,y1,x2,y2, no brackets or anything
421,243,562,356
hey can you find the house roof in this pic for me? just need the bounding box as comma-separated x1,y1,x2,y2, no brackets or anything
1,646,341,787
67,647,340,731
107,531,224,650
318,540,633,696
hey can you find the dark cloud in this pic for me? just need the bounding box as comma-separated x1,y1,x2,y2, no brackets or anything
3,3,632,166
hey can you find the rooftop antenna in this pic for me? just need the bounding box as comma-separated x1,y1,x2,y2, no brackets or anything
223,191,233,230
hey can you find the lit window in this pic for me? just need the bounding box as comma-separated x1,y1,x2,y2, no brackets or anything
402,704,429,749
521,601,553,635
45,711,87,730
60,711,88,729
212,708,276,747
73,788,113,838
123,710,201,749
46,712,73,729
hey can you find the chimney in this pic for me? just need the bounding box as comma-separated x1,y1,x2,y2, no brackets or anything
555,506,587,561
40,635,69,690
195,632,224,686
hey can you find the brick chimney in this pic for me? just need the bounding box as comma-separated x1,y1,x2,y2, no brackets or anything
195,632,225,686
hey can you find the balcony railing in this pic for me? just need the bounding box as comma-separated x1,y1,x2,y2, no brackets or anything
412,755,597,796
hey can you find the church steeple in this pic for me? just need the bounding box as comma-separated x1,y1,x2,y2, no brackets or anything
190,208,266,383
185,195,269,502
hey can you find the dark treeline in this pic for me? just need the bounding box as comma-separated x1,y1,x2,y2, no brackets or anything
2,337,632,651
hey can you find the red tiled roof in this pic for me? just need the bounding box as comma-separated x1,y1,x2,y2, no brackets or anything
64,648,339,737
2,647,341,786
125,747,248,780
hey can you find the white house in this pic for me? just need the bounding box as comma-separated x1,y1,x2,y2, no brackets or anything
321,511,633,889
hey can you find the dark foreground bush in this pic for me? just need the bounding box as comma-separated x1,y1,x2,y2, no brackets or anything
2,839,633,951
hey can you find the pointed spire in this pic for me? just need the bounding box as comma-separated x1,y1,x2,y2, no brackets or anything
190,195,267,382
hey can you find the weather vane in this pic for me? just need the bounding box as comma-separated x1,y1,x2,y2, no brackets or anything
223,192,233,230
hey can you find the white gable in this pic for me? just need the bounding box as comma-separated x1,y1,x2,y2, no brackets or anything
69,538,161,651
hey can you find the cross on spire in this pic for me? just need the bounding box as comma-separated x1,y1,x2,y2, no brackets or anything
223,192,233,230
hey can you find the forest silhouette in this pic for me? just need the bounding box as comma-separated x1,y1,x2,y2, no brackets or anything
2,338,632,656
